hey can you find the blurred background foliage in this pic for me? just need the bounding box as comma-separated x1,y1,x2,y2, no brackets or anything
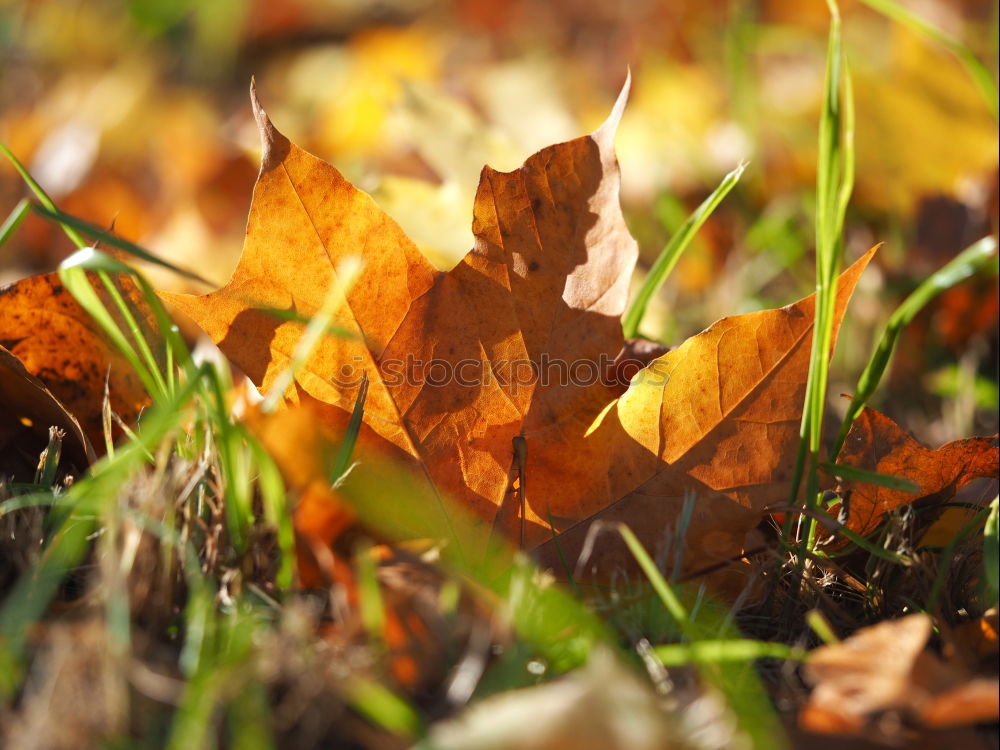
0,0,997,444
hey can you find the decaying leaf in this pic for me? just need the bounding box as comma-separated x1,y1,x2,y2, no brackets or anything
0,344,94,479
801,613,1000,734
948,606,999,663
424,649,702,750
919,505,984,548
164,80,874,581
0,272,156,450
833,406,999,538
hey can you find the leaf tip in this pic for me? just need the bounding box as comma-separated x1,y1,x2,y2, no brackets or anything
593,69,631,146
249,78,289,173
841,242,880,289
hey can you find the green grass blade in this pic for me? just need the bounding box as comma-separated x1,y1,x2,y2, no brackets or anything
166,664,219,750
222,430,253,552
0,145,198,392
835,525,912,565
0,197,30,249
34,427,63,487
983,496,998,607
228,682,275,750
774,503,913,565
654,640,806,665
336,461,617,673
818,461,920,493
858,0,999,120
835,59,855,238
0,509,97,697
171,605,273,750
34,202,213,285
178,586,215,679
103,506,134,668
133,266,198,382
355,540,387,643
192,363,256,551
622,161,746,339
617,524,692,636
0,142,87,248
832,236,998,457
95,268,169,395
787,0,854,555
331,373,369,484
0,492,61,513
342,677,423,738
57,264,162,400
805,610,840,644
544,506,579,594
251,441,295,590
671,491,697,581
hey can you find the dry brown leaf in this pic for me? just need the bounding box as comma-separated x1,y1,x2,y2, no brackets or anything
801,613,1000,735
919,678,1000,729
833,406,998,538
0,344,94,479
0,272,156,450
425,648,695,750
163,80,873,580
948,607,999,664
919,505,983,548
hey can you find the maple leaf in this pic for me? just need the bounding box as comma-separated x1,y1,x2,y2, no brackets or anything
832,405,998,537
162,80,874,578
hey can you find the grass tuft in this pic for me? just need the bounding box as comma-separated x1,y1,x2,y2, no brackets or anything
786,0,855,558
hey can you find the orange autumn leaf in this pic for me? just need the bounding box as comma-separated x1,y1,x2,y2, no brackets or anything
0,272,155,450
163,79,874,579
833,406,998,538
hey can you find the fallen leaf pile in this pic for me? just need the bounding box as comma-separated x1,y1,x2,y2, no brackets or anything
0,67,998,750
801,613,999,735
1,80,995,596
